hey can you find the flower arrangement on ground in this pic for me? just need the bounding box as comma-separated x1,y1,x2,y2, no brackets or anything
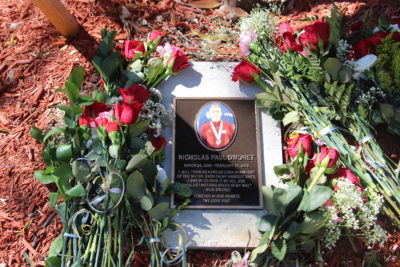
31,30,191,266
250,132,386,265
234,5,400,229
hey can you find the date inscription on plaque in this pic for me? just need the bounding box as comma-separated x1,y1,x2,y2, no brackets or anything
172,98,263,209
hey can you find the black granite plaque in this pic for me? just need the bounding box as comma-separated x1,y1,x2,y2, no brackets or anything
172,98,263,209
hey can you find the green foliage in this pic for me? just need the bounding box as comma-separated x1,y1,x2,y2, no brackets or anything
375,35,400,99
325,4,344,48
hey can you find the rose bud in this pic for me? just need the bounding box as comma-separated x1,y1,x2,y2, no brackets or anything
287,134,314,158
167,49,190,74
119,84,151,104
114,102,143,125
83,101,110,118
314,146,340,174
328,168,362,190
151,136,167,151
232,60,260,83
122,40,146,60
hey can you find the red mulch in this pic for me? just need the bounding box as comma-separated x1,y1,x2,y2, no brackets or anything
0,0,399,266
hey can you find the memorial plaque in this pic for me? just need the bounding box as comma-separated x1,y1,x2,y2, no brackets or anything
172,97,263,209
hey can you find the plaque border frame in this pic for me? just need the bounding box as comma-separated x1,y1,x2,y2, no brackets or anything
171,97,263,209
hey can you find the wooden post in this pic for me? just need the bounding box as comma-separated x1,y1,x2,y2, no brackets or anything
32,0,80,38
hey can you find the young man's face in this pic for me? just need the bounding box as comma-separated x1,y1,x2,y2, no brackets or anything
209,106,222,122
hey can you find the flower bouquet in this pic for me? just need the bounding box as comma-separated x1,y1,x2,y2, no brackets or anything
31,30,192,266
250,132,386,265
234,6,400,227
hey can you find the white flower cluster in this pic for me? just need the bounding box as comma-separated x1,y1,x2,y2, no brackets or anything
337,39,354,65
355,85,385,109
240,7,278,39
323,179,387,249
140,90,174,137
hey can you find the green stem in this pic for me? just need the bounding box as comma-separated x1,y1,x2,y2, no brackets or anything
307,167,326,192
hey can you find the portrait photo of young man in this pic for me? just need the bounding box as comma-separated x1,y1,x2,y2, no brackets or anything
196,102,237,150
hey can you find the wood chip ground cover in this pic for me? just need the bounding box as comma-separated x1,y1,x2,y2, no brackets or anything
0,0,399,265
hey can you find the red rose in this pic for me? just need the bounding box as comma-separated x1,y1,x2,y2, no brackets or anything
314,146,339,169
328,168,362,190
287,134,313,158
151,136,167,151
282,32,303,52
353,32,400,58
95,117,108,127
167,49,190,73
299,20,330,50
119,85,151,104
114,102,143,125
83,101,110,118
150,31,162,42
232,60,260,83
79,117,92,127
105,121,119,133
123,40,145,60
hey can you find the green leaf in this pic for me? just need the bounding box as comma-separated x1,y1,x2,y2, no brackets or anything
323,58,342,81
72,160,91,182
30,126,44,143
338,67,353,83
271,239,287,261
257,214,277,232
379,103,395,122
298,186,333,212
95,91,107,103
48,234,64,257
45,256,61,267
129,120,151,137
255,92,278,109
92,56,107,80
272,183,302,216
126,153,148,172
77,96,94,106
49,192,59,209
34,171,56,184
147,57,164,82
56,144,72,162
43,128,65,143
249,243,268,264
53,165,73,179
126,170,146,200
121,70,142,84
168,182,192,198
56,202,67,225
102,52,122,78
69,66,84,88
65,183,86,197
262,186,277,215
282,111,299,126
141,160,157,185
282,221,299,239
65,81,80,103
139,195,153,211
298,211,326,234
148,202,170,221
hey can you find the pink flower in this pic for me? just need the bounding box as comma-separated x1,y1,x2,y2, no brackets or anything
122,40,145,60
119,85,151,104
278,22,293,34
150,31,162,42
239,32,258,56
82,101,110,119
114,102,143,125
157,42,178,58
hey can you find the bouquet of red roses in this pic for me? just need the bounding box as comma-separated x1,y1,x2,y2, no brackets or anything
250,131,386,264
234,5,400,228
31,30,191,266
